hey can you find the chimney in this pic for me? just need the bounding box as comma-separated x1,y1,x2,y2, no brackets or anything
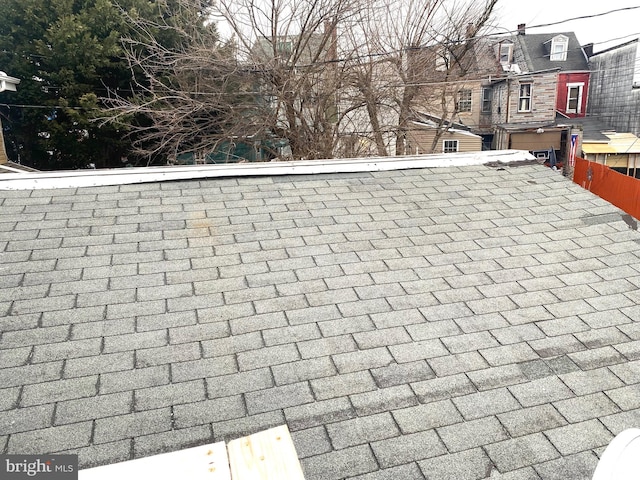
517,23,526,35
324,20,338,62
583,43,594,58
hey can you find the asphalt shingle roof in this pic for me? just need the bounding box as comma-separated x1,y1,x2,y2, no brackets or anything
514,32,589,73
1,163,640,479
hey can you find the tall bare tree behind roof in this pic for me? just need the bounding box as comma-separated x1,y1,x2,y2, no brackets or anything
103,0,498,161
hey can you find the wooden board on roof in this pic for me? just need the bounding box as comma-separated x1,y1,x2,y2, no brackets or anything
227,425,305,480
78,441,231,480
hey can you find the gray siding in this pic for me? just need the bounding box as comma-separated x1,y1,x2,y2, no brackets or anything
588,41,640,136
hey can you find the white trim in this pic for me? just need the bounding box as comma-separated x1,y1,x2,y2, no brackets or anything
0,151,536,190
481,87,492,113
0,71,20,92
499,43,513,65
443,139,459,153
565,82,584,114
518,82,532,112
0,164,30,173
456,89,472,113
550,35,569,61
410,121,482,138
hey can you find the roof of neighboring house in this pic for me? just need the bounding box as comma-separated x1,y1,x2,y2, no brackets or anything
556,115,615,142
412,38,504,82
606,132,640,154
513,32,589,73
1,154,639,478
411,112,480,136
411,120,482,138
582,143,618,154
588,38,639,58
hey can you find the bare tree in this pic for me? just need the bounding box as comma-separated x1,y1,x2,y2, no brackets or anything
216,0,369,159
347,0,498,155
102,0,498,162
100,0,262,163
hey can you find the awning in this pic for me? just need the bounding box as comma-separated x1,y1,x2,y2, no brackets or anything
606,133,640,154
582,143,617,154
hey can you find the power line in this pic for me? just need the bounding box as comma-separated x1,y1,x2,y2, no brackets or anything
522,6,640,32
0,103,82,110
1,7,638,108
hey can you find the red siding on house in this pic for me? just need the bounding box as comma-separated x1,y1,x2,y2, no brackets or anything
556,72,590,117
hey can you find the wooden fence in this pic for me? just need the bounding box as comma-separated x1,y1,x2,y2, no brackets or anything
573,157,640,220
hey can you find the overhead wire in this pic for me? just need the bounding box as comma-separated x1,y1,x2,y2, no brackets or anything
1,6,639,110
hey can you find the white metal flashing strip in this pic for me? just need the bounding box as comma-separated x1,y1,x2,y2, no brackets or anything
0,164,30,173
0,150,536,190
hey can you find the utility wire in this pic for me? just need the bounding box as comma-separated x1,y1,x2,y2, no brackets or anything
521,6,640,32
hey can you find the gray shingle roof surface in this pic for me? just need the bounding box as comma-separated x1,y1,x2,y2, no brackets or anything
514,32,589,73
1,164,640,479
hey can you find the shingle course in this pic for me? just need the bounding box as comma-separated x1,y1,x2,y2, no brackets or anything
2,163,640,475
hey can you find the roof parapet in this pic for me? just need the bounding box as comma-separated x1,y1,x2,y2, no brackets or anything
0,151,536,190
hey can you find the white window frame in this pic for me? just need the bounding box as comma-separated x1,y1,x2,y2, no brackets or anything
518,83,532,112
443,139,459,153
456,89,472,113
566,82,584,114
499,43,513,64
550,35,568,61
481,88,492,113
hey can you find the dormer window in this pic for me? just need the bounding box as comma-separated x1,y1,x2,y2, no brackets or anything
550,35,568,61
499,42,513,64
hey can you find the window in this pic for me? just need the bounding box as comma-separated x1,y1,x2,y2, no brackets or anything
550,35,568,61
456,89,472,112
481,88,492,113
276,40,293,59
443,140,459,153
566,83,583,113
499,43,513,64
518,83,532,112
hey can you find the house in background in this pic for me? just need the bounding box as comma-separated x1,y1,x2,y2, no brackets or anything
586,39,640,138
558,38,640,177
488,68,563,154
483,25,591,161
582,131,640,177
409,34,504,152
406,114,483,154
506,25,591,118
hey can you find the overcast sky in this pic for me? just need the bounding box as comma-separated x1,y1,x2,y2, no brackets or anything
494,1,640,51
